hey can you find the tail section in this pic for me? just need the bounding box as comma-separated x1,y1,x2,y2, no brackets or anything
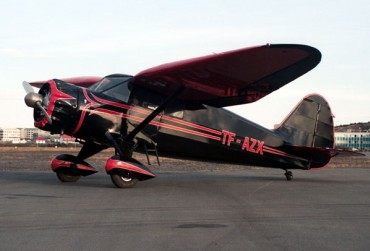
275,94,334,148
275,94,335,169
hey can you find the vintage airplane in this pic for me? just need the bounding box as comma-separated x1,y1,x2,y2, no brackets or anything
23,43,340,188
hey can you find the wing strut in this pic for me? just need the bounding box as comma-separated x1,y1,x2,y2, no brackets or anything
105,87,183,159
124,86,184,142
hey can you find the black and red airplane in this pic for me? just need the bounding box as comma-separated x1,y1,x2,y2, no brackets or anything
23,44,341,188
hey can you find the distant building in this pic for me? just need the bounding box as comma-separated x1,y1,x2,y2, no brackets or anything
0,127,81,145
0,128,21,142
60,135,76,144
19,128,39,141
35,137,46,144
335,131,370,150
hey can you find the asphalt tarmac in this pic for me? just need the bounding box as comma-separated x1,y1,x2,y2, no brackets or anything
1,168,370,251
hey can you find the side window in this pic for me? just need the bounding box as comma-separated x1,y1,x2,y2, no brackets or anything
103,81,131,103
90,75,133,103
130,86,184,119
130,86,163,109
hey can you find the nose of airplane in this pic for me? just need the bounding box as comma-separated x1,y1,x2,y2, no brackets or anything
23,81,52,124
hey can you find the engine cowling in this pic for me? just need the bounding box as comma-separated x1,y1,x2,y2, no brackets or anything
27,79,79,134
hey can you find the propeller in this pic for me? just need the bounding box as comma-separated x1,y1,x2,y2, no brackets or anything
22,81,35,94
23,81,52,124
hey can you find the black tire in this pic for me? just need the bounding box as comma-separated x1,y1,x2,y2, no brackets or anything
285,171,293,181
110,174,138,188
56,172,80,183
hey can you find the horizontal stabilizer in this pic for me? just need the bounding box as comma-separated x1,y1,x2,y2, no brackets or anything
291,146,365,157
288,145,365,169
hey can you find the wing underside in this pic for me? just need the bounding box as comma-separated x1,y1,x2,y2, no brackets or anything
133,44,321,107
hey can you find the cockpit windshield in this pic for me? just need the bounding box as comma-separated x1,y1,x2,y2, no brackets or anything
89,74,133,103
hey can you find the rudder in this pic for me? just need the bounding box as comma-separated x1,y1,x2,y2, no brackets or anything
275,94,334,149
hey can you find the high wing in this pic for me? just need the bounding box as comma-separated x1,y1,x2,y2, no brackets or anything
133,44,321,107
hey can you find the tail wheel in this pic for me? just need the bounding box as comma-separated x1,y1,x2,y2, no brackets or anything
56,171,80,183
284,170,293,181
110,174,138,188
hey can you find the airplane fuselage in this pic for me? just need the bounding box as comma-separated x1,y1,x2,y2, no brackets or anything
34,77,314,171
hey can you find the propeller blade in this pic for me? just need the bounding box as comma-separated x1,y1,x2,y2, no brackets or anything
22,81,35,94
35,102,52,125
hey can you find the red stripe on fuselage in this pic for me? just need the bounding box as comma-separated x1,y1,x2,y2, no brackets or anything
93,108,221,141
161,115,222,136
263,146,307,161
71,103,93,136
91,93,132,110
71,89,98,135
90,93,222,137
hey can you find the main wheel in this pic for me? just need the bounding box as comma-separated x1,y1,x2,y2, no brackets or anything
56,171,80,183
110,174,138,188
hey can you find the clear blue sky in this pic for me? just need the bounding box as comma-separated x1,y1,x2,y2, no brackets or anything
1,0,369,128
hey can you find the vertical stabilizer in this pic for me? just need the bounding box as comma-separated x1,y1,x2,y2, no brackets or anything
275,94,334,148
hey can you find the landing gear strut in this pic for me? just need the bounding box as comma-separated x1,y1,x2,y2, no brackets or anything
284,170,293,181
104,132,155,188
